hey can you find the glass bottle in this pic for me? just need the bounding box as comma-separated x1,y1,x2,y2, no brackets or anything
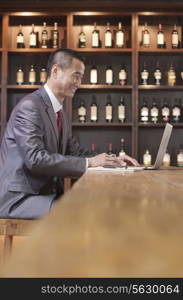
105,95,113,122
150,100,159,123
116,22,124,48
119,138,125,156
154,62,162,85
172,24,179,49
52,22,59,48
16,25,25,48
16,67,24,85
78,102,86,123
90,66,98,84
161,100,170,122
119,66,127,86
141,62,149,85
28,65,36,84
105,22,112,48
172,98,181,123
143,149,151,166
118,96,125,123
107,143,115,156
157,24,165,48
92,22,100,48
140,100,149,123
40,68,47,84
41,22,48,48
168,65,176,86
177,149,183,167
105,66,113,85
163,150,170,167
142,22,150,48
29,24,37,48
78,27,86,48
90,96,98,122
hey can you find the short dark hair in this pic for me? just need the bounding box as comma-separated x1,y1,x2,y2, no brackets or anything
46,48,85,78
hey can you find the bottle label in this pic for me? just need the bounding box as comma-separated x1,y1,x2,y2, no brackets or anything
90,69,97,84
40,70,47,83
157,33,164,45
16,71,24,84
106,105,112,120
118,105,125,120
30,34,36,46
106,69,113,84
143,33,150,45
119,70,127,80
154,70,162,80
80,33,86,43
172,33,178,45
17,36,24,43
141,70,149,80
172,107,181,116
92,32,99,47
91,106,97,121
116,31,124,47
163,153,170,166
143,154,151,166
105,32,112,47
162,107,170,116
78,106,86,116
29,71,36,83
151,107,158,117
177,153,183,166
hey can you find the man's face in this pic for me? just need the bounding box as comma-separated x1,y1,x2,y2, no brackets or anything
53,58,85,98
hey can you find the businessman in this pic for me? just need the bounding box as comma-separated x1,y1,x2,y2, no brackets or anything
0,48,138,219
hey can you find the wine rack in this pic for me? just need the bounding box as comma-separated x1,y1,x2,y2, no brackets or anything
1,10,183,165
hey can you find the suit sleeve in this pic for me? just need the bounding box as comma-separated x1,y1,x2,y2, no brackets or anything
13,98,87,178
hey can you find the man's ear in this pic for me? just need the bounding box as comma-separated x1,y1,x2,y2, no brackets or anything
51,64,58,79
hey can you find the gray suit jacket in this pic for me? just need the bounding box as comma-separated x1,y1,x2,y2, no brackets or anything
0,87,88,219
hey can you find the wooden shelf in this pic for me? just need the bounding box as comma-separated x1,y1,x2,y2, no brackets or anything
138,85,183,90
79,85,132,90
138,122,183,127
8,48,55,53
74,48,132,53
72,122,133,127
7,85,41,89
138,48,183,53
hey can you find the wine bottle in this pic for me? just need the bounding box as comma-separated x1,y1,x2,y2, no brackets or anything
107,143,115,156
40,68,47,84
161,100,170,122
141,62,149,85
92,22,100,48
78,27,86,48
154,62,162,85
29,24,37,48
142,22,150,48
29,65,36,85
157,24,165,48
105,66,113,85
143,149,151,166
172,24,179,49
105,95,113,122
177,149,183,167
118,96,125,123
78,102,86,123
90,66,97,84
140,100,149,123
105,22,112,48
163,150,170,167
16,67,24,85
150,100,159,123
16,25,25,48
119,138,125,156
172,98,181,123
119,66,127,86
52,22,59,48
168,64,176,86
41,22,48,48
90,143,97,156
90,96,98,122
116,22,124,48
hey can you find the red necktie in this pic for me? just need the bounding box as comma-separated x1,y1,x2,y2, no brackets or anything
56,110,62,136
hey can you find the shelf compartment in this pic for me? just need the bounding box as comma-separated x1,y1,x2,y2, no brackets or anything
72,122,133,127
79,84,132,90
138,122,183,127
138,85,183,90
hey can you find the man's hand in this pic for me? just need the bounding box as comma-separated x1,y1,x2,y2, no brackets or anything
87,153,140,168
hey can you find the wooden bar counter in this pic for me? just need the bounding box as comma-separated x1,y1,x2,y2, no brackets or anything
1,167,183,277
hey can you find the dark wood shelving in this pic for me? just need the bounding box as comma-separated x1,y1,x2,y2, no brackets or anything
8,48,55,53
138,123,183,127
72,122,133,127
138,49,183,53
138,85,183,90
79,85,132,90
7,85,41,89
74,48,132,53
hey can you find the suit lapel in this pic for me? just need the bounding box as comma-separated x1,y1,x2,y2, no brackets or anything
39,87,59,144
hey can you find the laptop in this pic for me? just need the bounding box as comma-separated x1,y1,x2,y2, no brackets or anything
127,122,173,170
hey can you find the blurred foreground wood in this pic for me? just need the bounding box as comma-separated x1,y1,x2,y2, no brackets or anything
1,167,183,277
